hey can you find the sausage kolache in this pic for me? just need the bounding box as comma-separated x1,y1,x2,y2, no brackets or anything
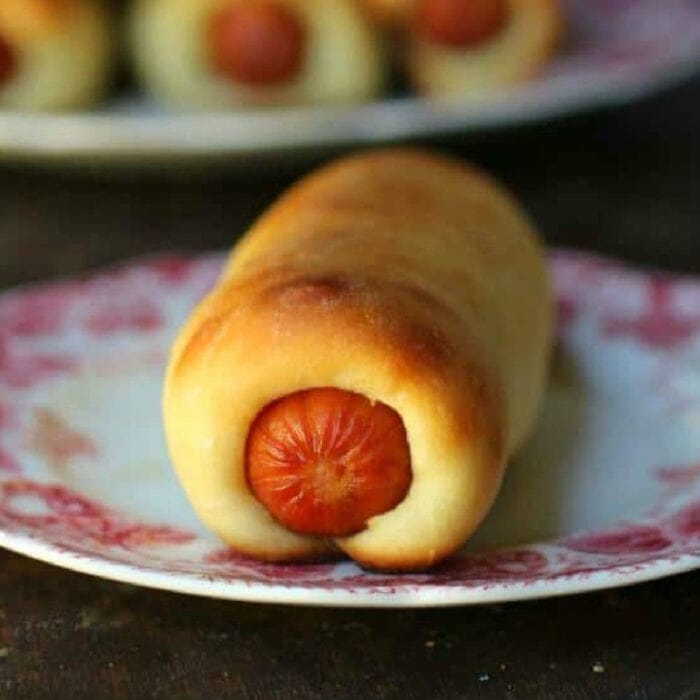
163,149,552,570
130,0,385,108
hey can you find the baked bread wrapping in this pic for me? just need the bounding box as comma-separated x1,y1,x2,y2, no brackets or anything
163,148,552,570
0,0,113,111
129,0,385,109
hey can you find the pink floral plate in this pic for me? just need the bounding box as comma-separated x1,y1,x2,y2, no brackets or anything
0,0,699,163
0,251,699,607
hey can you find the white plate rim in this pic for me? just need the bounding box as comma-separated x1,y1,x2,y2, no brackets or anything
2,528,699,607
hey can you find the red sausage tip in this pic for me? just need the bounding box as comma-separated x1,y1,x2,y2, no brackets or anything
246,388,412,537
416,0,509,49
209,1,306,87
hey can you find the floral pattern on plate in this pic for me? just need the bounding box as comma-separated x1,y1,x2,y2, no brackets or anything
0,250,699,606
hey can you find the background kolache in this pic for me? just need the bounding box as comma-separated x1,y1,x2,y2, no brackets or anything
0,0,113,110
129,0,385,108
0,0,564,111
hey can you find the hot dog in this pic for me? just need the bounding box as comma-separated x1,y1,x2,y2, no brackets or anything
415,0,508,48
407,0,562,98
163,149,552,570
247,387,412,536
130,0,385,109
0,0,113,111
209,1,306,86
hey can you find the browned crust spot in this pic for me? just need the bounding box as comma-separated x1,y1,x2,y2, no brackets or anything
264,274,356,308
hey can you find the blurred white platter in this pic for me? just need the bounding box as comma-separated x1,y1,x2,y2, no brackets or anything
0,0,699,164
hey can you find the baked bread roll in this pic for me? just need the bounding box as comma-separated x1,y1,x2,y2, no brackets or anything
406,0,562,98
0,0,113,111
163,149,552,570
129,0,385,109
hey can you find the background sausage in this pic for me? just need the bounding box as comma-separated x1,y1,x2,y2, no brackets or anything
209,1,306,86
415,0,508,48
246,388,412,537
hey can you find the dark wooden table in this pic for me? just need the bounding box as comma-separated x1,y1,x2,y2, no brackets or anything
0,76,699,699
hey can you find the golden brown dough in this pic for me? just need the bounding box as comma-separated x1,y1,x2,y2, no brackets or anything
0,0,113,111
163,148,552,570
356,0,412,29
